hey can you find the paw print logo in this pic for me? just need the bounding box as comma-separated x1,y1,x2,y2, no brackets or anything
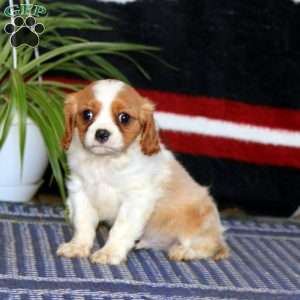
4,16,44,48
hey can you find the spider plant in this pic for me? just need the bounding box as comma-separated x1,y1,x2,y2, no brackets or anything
0,0,158,198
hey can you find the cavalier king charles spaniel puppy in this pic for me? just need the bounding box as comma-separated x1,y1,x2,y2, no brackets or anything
57,79,229,264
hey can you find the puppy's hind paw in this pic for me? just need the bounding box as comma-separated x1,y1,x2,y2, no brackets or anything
213,244,230,261
168,244,187,261
56,242,91,258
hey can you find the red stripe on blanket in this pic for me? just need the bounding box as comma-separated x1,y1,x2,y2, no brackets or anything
139,89,300,131
160,130,300,169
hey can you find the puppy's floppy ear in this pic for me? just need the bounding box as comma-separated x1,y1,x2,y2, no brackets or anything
61,94,77,150
140,98,160,155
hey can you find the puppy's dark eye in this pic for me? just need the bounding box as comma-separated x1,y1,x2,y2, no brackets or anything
118,112,130,124
82,110,93,121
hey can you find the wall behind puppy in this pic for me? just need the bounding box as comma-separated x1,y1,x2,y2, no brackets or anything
48,0,300,216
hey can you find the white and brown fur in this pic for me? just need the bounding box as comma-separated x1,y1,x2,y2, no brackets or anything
57,79,229,264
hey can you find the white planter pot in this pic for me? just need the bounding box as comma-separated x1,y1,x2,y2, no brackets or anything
0,117,48,202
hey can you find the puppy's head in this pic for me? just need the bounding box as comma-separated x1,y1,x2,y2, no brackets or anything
62,80,160,156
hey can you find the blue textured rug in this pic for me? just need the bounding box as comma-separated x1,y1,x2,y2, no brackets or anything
0,203,299,300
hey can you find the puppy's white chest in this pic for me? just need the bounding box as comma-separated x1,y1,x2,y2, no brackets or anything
68,152,121,222
92,183,120,222
84,169,121,222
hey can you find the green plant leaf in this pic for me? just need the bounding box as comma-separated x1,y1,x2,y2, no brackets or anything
45,2,116,20
30,80,82,92
0,0,7,8
41,17,111,31
10,70,27,169
28,103,65,199
141,50,179,71
28,48,126,81
0,100,14,149
108,52,151,80
0,41,11,71
27,85,64,138
0,103,8,124
89,56,129,83
40,35,89,47
0,62,10,83
20,42,159,75
19,47,34,67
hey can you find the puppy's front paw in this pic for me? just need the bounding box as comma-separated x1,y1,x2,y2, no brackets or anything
90,247,126,265
56,242,91,258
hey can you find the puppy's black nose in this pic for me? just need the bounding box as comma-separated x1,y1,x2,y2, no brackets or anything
95,129,111,143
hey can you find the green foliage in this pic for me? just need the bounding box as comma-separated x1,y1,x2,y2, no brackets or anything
0,1,158,199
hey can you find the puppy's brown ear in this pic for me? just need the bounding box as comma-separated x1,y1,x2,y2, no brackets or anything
140,99,160,155
61,94,77,150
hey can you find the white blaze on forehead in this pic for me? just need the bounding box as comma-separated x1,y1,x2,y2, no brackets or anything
92,80,127,126
92,80,126,106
